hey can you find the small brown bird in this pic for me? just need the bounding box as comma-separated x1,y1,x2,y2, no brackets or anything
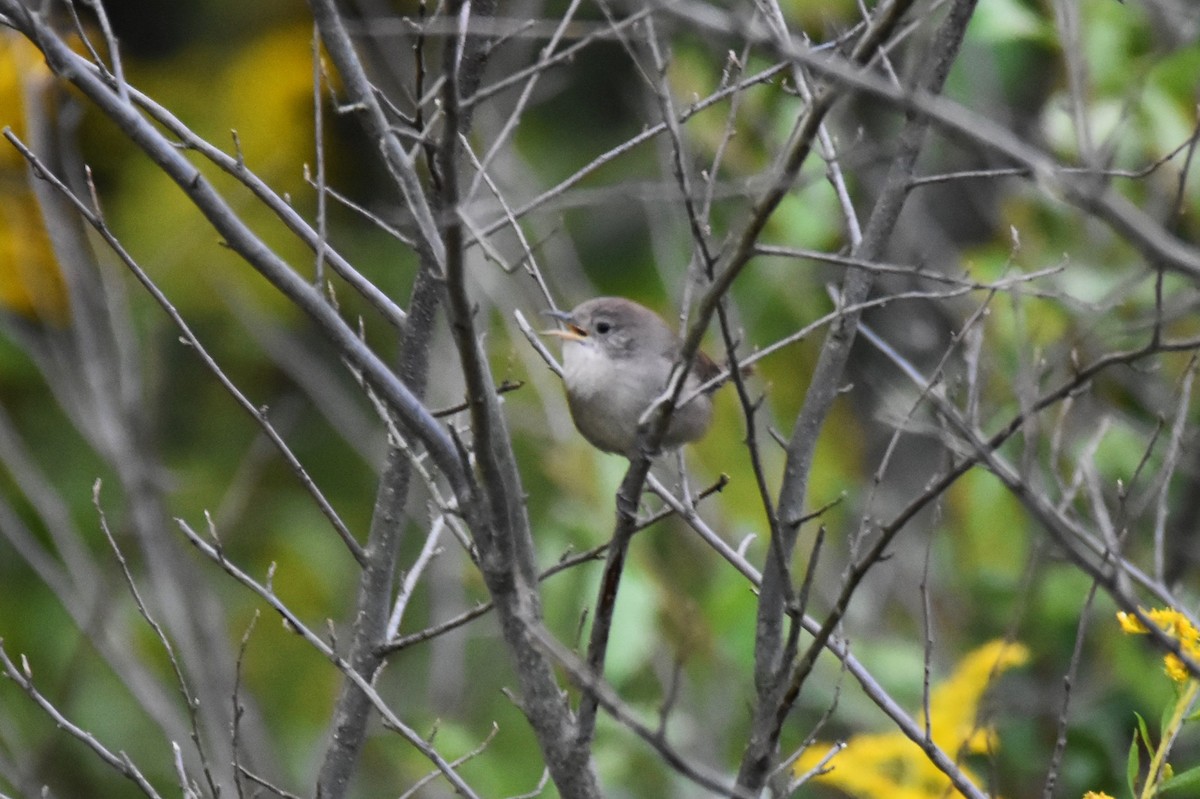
542,297,722,456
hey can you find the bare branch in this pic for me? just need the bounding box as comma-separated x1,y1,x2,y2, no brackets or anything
663,0,1200,282
0,3,468,493
92,482,219,797
740,2,976,789
3,129,367,566
174,518,485,798
0,642,165,799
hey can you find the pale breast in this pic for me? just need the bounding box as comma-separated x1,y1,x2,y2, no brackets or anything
561,342,710,454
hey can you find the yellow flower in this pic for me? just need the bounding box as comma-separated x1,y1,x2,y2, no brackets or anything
792,639,1029,799
1116,611,1146,634
0,32,70,325
1082,792,1114,799
1117,608,1200,684
927,639,1029,756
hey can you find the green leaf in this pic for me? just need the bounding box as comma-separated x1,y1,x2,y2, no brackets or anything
970,0,1053,44
1163,702,1177,738
1160,764,1200,794
1135,711,1154,751
1128,733,1142,796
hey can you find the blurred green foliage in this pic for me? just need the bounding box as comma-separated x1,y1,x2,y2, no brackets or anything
1,0,1199,797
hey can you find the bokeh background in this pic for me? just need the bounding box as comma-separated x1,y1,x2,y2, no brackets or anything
2,0,1200,796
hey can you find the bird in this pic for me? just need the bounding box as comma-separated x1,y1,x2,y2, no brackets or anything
541,297,722,456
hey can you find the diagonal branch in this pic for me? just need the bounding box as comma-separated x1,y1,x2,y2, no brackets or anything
663,0,1200,283
3,130,366,567
0,1,467,495
738,0,979,790
0,642,166,799
174,520,484,799
576,0,922,748
435,4,602,795
309,2,601,795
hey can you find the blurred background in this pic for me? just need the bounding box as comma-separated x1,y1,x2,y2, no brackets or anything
2,0,1200,796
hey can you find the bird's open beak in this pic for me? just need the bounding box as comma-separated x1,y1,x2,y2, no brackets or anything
541,326,588,342
540,309,588,342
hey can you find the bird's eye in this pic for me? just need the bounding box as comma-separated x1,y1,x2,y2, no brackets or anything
595,321,612,335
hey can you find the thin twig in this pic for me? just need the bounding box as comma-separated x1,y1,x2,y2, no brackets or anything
174,518,485,799
3,130,367,567
859,320,1200,674
663,0,1200,282
531,625,757,799
93,482,219,797
472,61,791,242
379,474,730,655
0,642,165,799
237,767,303,799
1152,355,1197,581
396,723,499,799
385,516,446,640
1042,580,1101,799
0,5,470,496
